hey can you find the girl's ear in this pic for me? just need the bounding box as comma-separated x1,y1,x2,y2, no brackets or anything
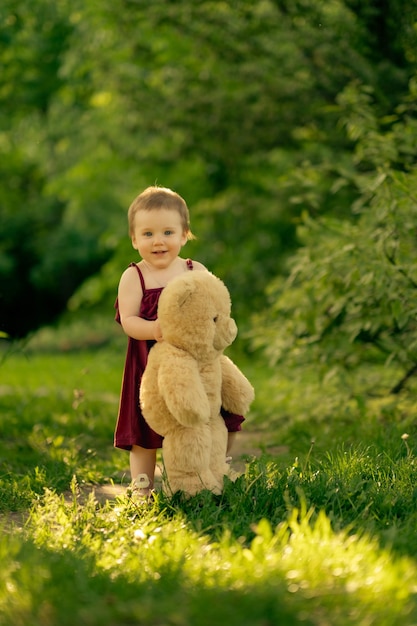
131,235,138,250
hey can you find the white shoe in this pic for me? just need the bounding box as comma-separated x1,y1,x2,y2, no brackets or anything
128,473,153,500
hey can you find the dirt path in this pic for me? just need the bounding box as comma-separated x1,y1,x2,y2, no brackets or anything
81,428,286,504
2,429,286,527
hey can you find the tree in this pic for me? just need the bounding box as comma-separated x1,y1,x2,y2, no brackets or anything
65,0,393,319
252,78,417,393
1,0,416,337
0,0,113,337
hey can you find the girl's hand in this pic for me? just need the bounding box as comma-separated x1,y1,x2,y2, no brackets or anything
154,319,163,342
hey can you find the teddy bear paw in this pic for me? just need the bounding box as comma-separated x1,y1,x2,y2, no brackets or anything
226,467,241,482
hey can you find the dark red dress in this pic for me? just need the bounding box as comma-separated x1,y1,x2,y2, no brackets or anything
114,260,244,450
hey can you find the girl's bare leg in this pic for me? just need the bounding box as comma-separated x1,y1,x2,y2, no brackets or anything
130,445,157,495
227,432,237,455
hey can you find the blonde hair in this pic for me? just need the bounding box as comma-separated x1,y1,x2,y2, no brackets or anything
128,186,195,240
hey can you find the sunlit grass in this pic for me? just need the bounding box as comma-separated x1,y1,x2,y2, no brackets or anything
0,339,127,510
2,325,417,623
1,481,416,626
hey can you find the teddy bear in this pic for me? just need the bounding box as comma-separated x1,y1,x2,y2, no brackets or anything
140,271,254,497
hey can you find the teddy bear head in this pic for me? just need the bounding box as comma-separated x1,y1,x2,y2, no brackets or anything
157,271,237,361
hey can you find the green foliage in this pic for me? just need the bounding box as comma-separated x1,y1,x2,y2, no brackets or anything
0,0,126,337
344,0,417,68
252,75,417,394
2,0,416,336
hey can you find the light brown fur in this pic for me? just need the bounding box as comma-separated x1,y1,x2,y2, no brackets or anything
140,271,254,496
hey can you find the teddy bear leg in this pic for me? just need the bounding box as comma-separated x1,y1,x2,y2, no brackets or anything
209,418,234,486
162,424,222,497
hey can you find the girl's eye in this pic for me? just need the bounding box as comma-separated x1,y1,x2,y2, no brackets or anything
164,230,173,236
144,231,152,237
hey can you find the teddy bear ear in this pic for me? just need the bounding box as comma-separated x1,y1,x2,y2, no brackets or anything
177,283,196,308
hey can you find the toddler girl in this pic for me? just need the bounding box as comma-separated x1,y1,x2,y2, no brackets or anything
114,186,244,497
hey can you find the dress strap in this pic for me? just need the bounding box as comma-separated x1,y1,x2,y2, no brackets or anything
130,262,146,292
186,258,194,270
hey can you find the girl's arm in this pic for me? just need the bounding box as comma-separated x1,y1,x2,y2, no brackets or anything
117,266,160,341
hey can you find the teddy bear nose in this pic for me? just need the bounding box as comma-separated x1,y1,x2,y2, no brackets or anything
214,317,237,350
227,318,237,341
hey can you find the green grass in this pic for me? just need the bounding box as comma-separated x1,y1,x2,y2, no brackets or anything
2,322,417,625
2,483,417,626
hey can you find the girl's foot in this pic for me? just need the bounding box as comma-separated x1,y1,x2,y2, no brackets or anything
129,473,154,500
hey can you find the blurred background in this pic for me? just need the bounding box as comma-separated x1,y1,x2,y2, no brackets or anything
1,0,417,398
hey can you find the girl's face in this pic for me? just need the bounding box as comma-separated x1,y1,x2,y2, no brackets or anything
131,208,188,269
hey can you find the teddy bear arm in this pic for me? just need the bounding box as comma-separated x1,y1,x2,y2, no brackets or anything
158,352,211,427
220,355,255,415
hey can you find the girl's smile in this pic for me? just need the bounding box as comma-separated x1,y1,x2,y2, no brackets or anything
131,209,188,270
